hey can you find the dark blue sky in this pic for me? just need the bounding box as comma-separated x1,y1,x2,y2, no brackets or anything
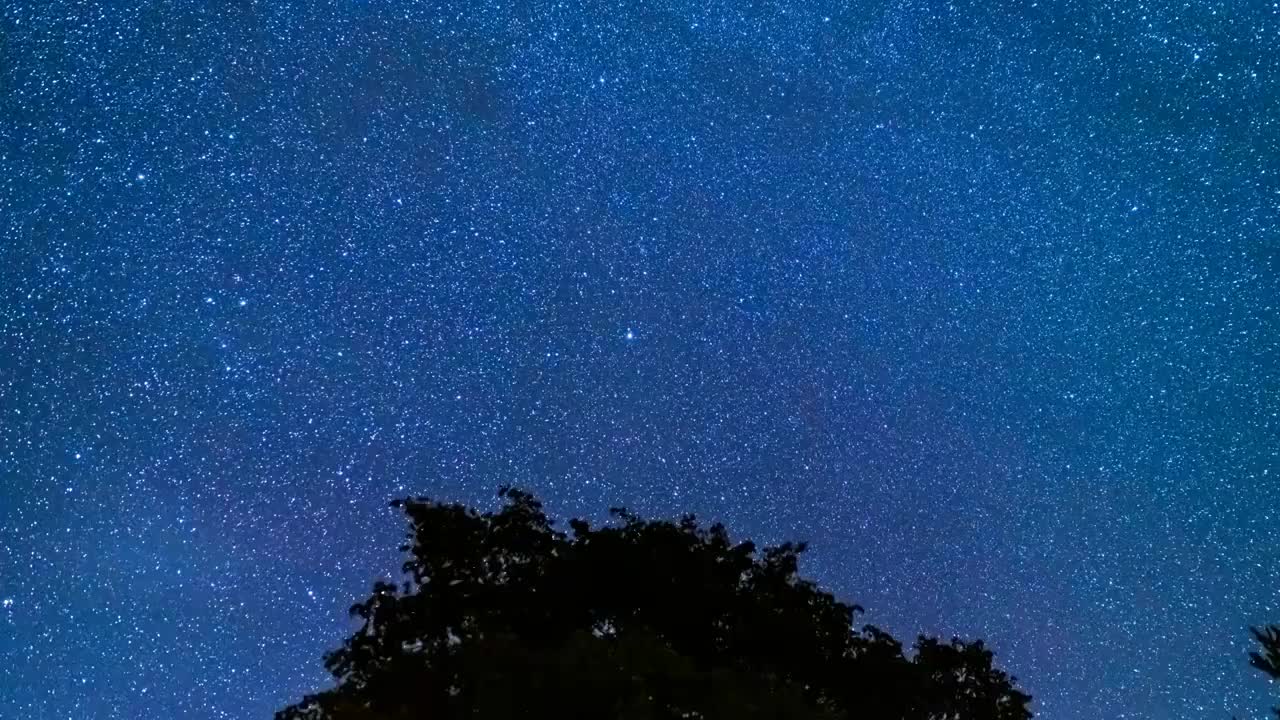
2,1,1277,718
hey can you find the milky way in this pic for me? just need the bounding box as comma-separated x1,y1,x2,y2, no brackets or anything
2,2,1277,718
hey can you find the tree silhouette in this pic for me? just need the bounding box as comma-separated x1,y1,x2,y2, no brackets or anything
279,487,1032,720
1251,625,1280,717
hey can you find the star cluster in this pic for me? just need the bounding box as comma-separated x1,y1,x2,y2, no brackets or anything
2,1,1277,718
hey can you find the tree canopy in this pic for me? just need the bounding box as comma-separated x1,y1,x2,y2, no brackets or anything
1251,625,1280,717
279,487,1032,720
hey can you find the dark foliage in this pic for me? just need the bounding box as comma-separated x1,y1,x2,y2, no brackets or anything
279,487,1032,720
1251,625,1280,717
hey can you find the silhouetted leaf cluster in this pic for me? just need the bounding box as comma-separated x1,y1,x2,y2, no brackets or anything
1252,625,1280,717
279,487,1032,720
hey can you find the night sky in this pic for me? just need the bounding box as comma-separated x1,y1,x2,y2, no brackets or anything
2,1,1278,718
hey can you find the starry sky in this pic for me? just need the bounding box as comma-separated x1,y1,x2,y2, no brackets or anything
2,1,1278,718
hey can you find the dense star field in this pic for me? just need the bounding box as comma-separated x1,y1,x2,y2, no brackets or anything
2,1,1277,718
